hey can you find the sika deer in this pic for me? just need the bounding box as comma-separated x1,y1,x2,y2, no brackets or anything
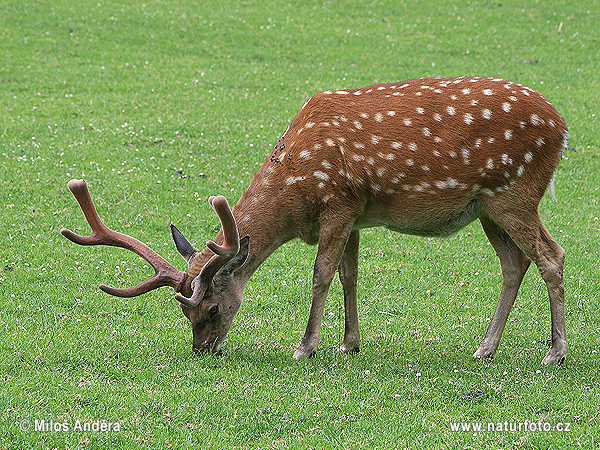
62,77,569,365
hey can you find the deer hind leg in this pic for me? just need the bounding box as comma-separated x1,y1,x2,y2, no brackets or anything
338,230,360,354
484,208,567,365
293,221,354,360
474,216,531,360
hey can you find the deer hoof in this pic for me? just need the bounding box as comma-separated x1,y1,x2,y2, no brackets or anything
473,347,495,360
293,345,317,360
541,347,567,366
340,342,360,354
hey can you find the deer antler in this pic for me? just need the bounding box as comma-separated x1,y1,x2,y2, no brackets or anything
61,179,189,297
175,195,240,308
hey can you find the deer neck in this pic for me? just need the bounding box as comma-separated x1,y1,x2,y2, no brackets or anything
205,185,294,284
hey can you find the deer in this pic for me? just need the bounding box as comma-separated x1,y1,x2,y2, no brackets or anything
61,76,569,365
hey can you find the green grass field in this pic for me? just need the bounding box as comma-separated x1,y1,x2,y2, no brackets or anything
1,0,599,448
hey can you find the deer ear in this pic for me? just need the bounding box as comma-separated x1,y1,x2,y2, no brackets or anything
219,235,250,276
171,224,197,262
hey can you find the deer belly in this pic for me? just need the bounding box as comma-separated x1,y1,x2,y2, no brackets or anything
377,198,482,237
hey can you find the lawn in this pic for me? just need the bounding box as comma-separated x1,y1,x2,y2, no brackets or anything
1,0,599,448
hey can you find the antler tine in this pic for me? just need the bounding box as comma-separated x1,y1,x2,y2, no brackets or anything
174,195,241,308
61,179,188,297
206,195,239,256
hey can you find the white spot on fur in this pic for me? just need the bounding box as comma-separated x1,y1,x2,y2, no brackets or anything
286,176,305,185
325,138,335,146
504,130,513,140
434,113,442,122
486,158,494,170
354,142,365,149
371,135,381,145
378,152,395,160
536,137,545,147
502,102,511,113
391,142,402,150
305,122,315,128
405,159,414,166
403,118,412,126
461,147,470,164
530,114,541,126
422,128,431,136
322,194,333,203
374,112,384,122
313,171,330,181
524,152,533,163
352,154,365,162
482,109,492,119
447,106,456,115
483,89,493,95
408,143,418,151
517,165,525,176
376,167,386,177
416,107,424,114
300,150,312,158
387,111,396,116
354,121,363,130
464,113,474,124
501,154,513,165
462,88,471,95
322,160,332,169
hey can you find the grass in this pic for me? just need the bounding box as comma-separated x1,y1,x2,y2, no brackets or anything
1,0,599,448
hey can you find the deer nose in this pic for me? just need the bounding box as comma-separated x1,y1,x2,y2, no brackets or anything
192,340,223,354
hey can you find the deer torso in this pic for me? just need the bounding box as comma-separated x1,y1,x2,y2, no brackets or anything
234,77,567,241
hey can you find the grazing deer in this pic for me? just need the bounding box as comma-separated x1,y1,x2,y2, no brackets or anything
62,77,569,365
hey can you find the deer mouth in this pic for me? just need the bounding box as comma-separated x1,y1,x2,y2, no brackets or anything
193,337,223,354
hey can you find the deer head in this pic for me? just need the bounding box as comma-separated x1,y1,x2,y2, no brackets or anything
61,179,249,353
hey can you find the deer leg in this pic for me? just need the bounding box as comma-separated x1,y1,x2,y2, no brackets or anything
474,217,531,360
530,223,567,365
293,222,353,359
339,230,360,354
487,211,567,365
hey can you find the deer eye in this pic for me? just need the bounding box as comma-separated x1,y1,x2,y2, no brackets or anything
208,305,219,317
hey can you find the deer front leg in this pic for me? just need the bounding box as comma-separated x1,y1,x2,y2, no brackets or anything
293,223,353,359
339,230,360,353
